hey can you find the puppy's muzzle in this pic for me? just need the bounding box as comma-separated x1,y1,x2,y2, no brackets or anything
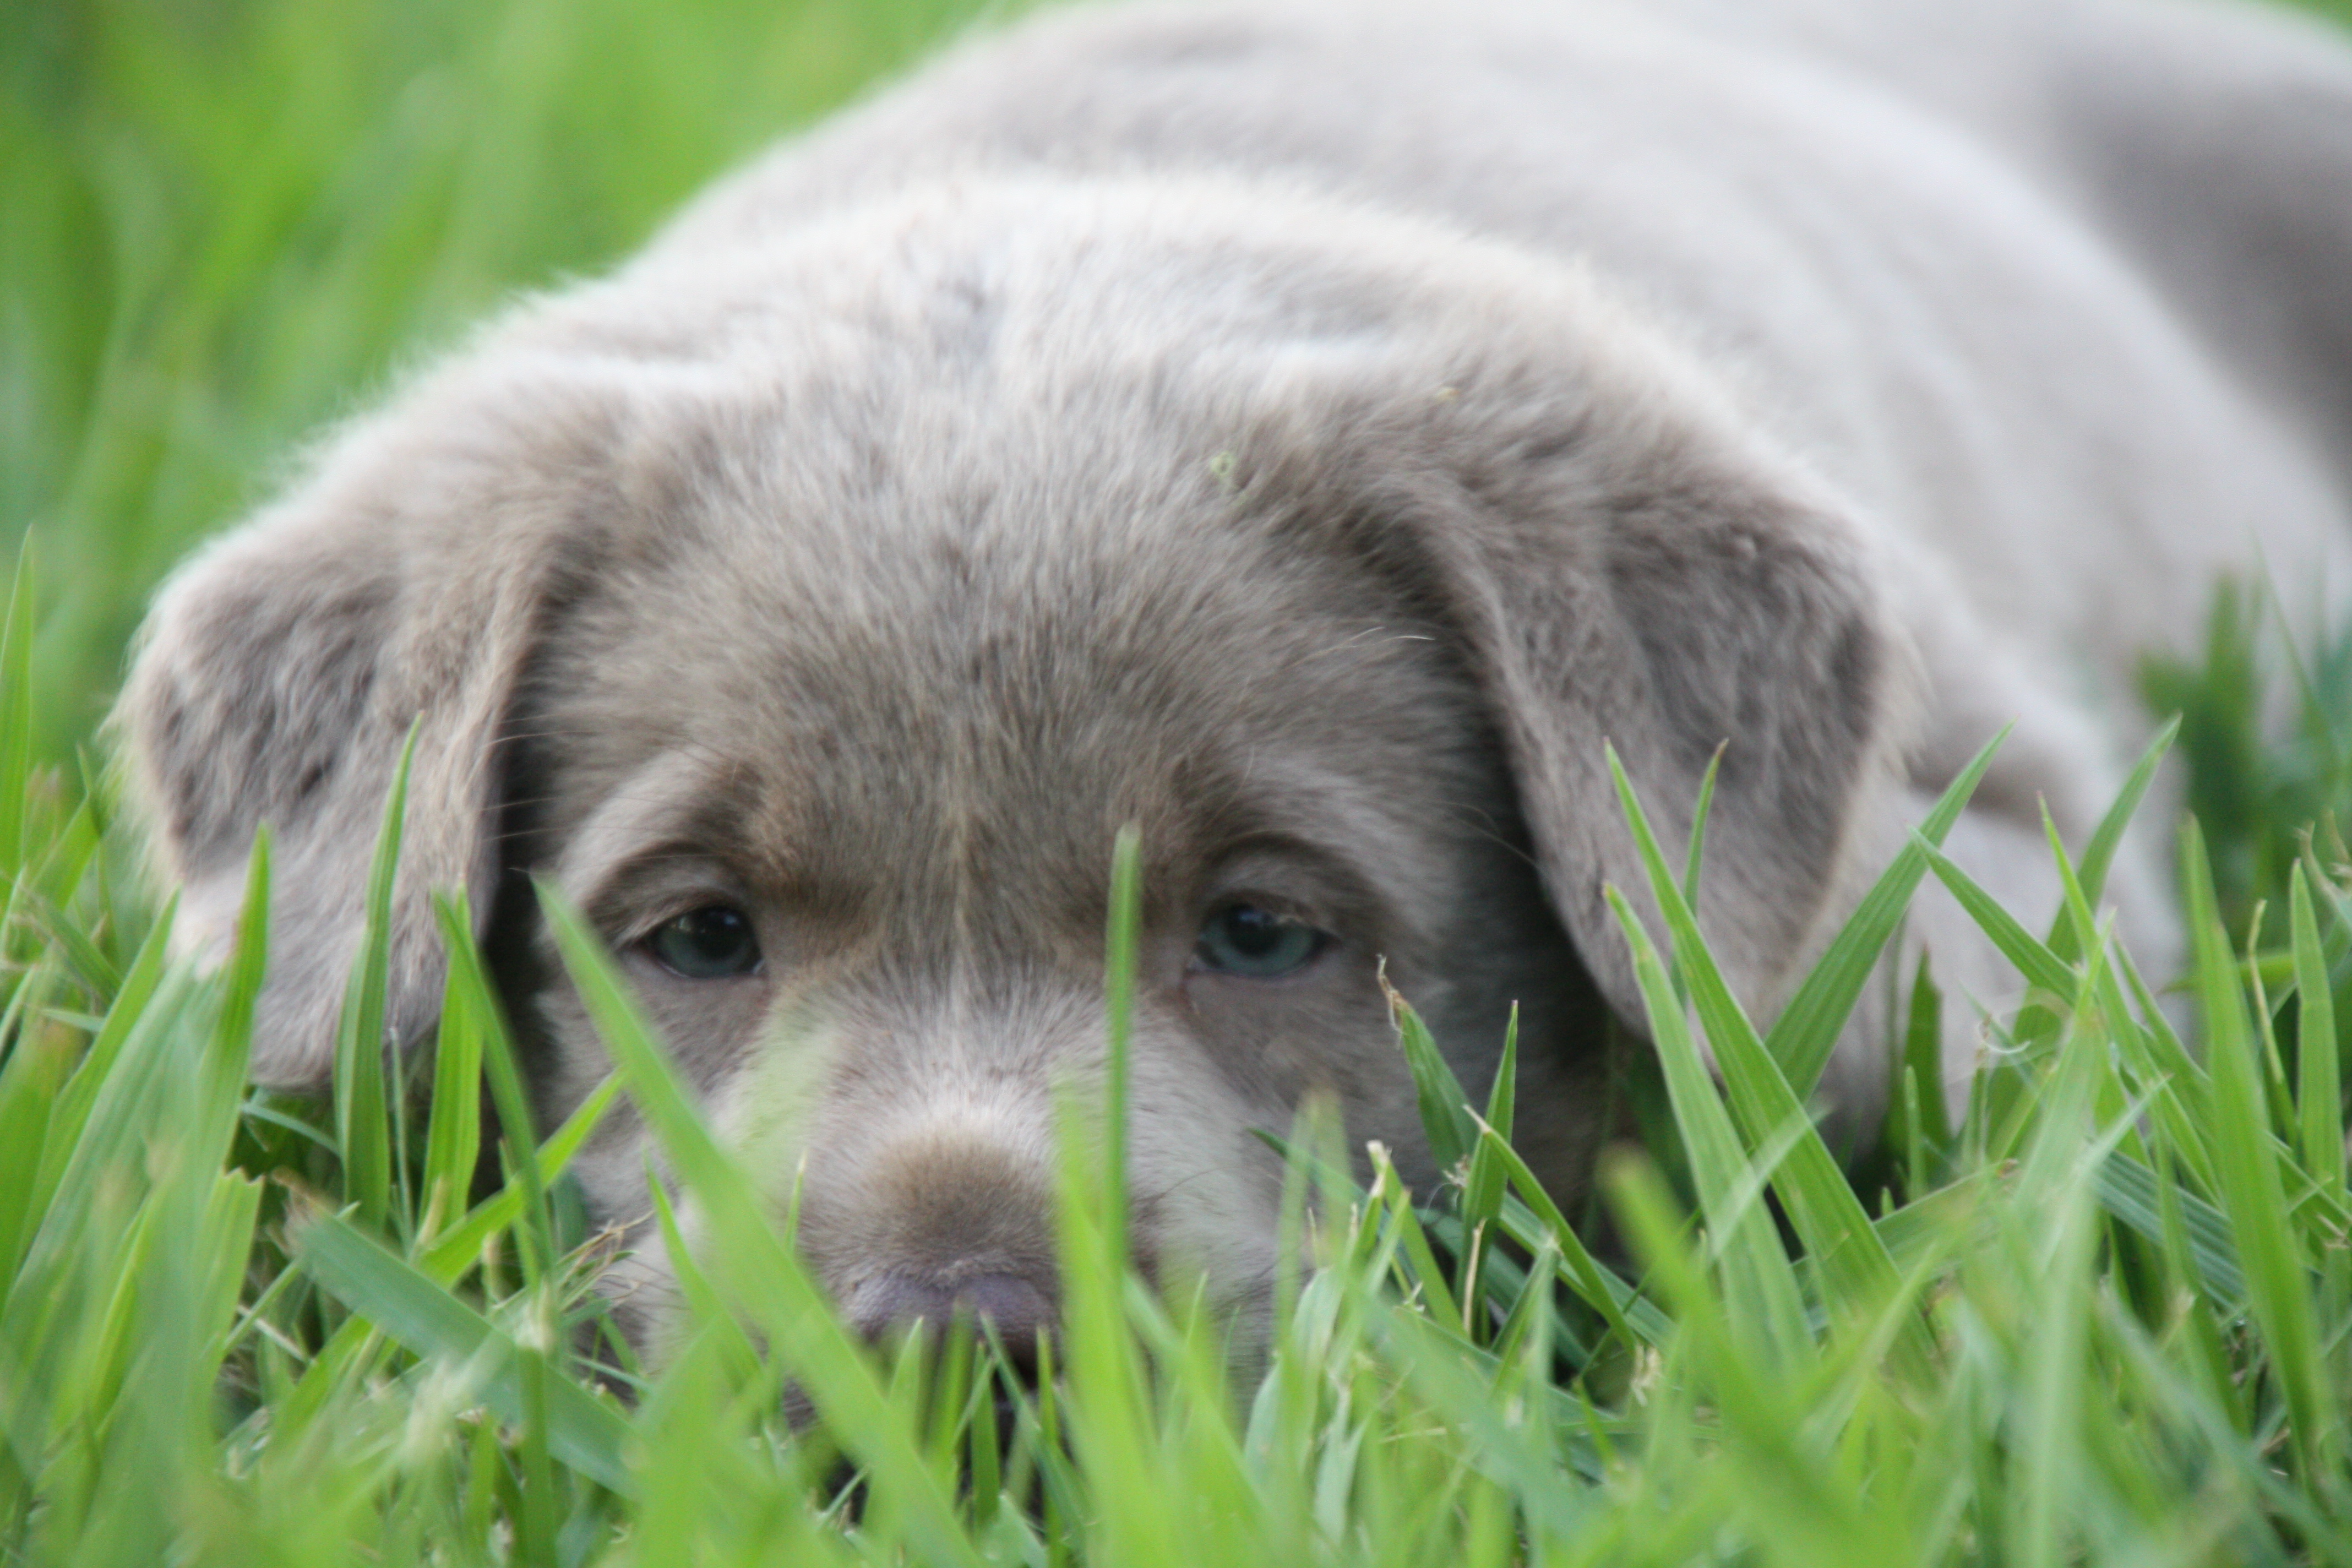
842,1268,1059,1374
806,1115,1069,1371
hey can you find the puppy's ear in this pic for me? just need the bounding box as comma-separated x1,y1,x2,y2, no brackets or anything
1390,373,1917,1048
116,375,612,1090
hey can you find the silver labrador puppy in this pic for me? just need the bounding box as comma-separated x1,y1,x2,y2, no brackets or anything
119,0,2352,1359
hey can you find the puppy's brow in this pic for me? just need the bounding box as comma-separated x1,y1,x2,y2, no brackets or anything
553,748,742,905
1184,760,1468,946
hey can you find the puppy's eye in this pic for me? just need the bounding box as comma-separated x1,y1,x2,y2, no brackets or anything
647,905,761,979
1194,903,1326,979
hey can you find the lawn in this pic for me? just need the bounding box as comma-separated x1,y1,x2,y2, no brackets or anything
5,1,2352,1562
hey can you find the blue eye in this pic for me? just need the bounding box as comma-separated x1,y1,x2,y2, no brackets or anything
1195,903,1326,978
649,905,761,979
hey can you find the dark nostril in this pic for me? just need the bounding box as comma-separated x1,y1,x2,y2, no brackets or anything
957,1274,1052,1377
849,1269,1058,1376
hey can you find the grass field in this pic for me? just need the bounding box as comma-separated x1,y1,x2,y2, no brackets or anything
6,0,2352,1562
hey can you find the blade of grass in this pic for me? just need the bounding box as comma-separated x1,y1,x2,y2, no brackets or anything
2291,866,2342,1196
1769,728,2006,1097
1912,832,2081,1005
1368,1141,1464,1336
2155,1145,2250,1433
421,896,486,1244
2051,719,2179,967
1902,955,1951,1169
0,538,34,878
205,831,269,1122
1604,881,1812,1366
434,891,553,1287
416,1072,621,1286
1470,1136,1668,1347
2095,1151,2246,1304
2288,864,2350,1337
1682,742,1725,908
1388,973,1473,1177
1102,824,1140,1280
1608,747,1910,1348
335,725,417,1235
1459,1007,1520,1311
2183,816,2330,1480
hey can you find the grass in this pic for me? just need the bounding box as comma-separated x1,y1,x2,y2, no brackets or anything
6,0,2352,1561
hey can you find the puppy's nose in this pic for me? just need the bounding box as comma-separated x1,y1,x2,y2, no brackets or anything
848,1270,1057,1373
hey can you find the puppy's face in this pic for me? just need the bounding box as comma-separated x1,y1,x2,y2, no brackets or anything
498,385,1609,1351
119,180,1907,1363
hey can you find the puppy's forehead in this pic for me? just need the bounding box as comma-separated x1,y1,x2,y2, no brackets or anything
527,413,1481,915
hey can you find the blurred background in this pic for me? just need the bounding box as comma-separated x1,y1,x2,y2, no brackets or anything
2,0,2347,767
1,0,1009,764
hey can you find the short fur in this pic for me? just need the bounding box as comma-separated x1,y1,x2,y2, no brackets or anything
118,0,2352,1355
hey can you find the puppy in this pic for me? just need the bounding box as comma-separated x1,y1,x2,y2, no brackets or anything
119,0,2352,1361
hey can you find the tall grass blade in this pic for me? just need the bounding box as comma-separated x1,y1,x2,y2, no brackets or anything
1369,1140,1465,1334
1608,748,1910,1347
2095,1152,2246,1303
2291,865,2343,1196
1460,1006,1519,1253
2051,717,2179,963
2182,818,2330,1480
1768,728,2006,1097
431,891,556,1284
1102,824,1140,1278
1684,742,1724,904
0,539,35,884
1912,834,2081,1005
421,895,487,1243
334,725,417,1234
207,830,269,1112
1390,976,1473,1176
1604,883,1813,1366
2288,863,2351,1343
1902,955,1950,1163
416,1071,620,1286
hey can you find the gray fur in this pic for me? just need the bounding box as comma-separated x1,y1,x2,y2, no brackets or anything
117,0,2352,1353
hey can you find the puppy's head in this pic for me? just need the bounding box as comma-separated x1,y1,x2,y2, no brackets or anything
117,178,1913,1358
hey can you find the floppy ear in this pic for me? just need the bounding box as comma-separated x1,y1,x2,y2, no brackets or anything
1451,449,1901,1025
1361,360,1920,1066
116,371,616,1090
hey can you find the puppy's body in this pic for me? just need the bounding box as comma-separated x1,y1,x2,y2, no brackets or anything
121,0,2352,1354
674,0,2350,702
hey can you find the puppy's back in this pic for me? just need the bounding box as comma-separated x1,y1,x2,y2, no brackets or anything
1647,0,2352,500
647,0,2352,707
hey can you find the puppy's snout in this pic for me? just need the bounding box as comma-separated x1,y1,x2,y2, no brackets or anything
847,1269,1058,1373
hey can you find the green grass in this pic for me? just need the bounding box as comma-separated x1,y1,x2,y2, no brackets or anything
7,0,2352,1561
